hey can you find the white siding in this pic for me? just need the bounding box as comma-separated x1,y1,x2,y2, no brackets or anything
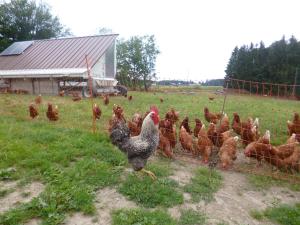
10,78,59,94
91,55,105,78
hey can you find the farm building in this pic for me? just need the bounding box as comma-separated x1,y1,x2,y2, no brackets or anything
0,34,118,95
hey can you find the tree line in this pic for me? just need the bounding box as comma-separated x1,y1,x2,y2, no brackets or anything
225,36,300,87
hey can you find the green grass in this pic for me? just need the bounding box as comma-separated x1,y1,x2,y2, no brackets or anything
118,173,183,208
0,189,12,198
112,208,206,225
145,158,174,177
184,168,222,202
112,208,176,225
0,113,126,224
264,203,300,225
0,90,299,223
178,209,206,225
251,203,300,225
248,174,300,191
249,209,264,220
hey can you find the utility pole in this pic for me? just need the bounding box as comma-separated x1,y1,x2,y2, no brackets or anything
292,67,298,97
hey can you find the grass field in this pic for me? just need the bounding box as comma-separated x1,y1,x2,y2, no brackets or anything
0,89,299,225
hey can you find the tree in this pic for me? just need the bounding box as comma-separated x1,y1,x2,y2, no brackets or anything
225,36,300,95
0,0,71,51
98,27,113,35
117,35,160,91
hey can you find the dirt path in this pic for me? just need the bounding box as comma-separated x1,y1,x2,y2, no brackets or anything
1,160,299,225
168,160,300,225
65,187,137,225
0,181,44,214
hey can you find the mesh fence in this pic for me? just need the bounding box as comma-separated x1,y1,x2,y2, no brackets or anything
1,75,300,184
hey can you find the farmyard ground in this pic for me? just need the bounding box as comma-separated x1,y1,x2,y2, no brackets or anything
0,88,300,225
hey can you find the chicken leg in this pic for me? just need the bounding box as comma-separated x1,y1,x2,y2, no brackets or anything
140,168,157,180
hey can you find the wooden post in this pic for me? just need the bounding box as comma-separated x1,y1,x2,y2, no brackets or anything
250,81,252,95
85,55,96,134
277,84,280,98
237,80,240,94
51,76,54,95
38,79,40,94
31,78,35,94
292,67,298,97
284,85,287,98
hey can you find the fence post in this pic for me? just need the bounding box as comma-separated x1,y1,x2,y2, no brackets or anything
85,55,96,134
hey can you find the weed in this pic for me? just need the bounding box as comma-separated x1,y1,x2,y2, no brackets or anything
184,168,222,202
178,209,206,225
112,208,176,225
118,174,183,208
248,174,300,192
249,209,264,220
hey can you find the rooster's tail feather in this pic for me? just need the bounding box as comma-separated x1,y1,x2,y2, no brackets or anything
110,121,130,152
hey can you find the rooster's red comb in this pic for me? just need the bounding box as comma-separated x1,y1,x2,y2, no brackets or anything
150,105,159,115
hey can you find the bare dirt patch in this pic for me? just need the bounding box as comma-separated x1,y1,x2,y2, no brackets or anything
169,160,300,225
65,187,137,225
24,218,42,225
0,181,44,214
169,160,196,186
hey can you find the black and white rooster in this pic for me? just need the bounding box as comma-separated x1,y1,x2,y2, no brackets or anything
110,106,160,179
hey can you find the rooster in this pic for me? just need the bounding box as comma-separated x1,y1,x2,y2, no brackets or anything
29,103,39,119
128,95,133,101
93,103,102,120
160,98,163,103
110,106,160,179
46,103,59,121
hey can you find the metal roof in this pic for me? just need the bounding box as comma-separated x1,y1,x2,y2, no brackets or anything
0,35,118,72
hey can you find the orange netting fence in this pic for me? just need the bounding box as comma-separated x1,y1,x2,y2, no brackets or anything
227,77,300,100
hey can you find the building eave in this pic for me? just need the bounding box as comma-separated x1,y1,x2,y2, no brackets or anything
0,68,87,79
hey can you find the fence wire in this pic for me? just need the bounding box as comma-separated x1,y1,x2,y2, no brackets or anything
1,77,300,185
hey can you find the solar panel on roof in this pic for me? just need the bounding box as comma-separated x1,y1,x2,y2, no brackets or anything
0,41,34,56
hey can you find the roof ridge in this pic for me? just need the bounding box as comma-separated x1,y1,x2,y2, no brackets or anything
17,34,119,43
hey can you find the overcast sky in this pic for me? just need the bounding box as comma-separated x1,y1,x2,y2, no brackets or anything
46,0,300,81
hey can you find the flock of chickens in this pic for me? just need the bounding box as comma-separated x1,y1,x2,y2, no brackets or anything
28,93,300,173
108,102,300,172
28,94,102,121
